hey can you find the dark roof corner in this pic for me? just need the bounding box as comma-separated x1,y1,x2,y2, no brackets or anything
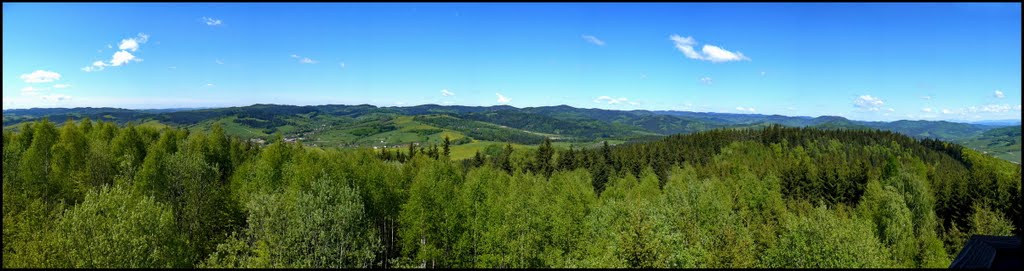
950,235,1022,269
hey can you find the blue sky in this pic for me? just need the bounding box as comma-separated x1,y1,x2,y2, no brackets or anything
3,3,1021,122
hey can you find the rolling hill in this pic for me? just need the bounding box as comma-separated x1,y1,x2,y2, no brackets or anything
955,125,1022,163
3,104,1018,162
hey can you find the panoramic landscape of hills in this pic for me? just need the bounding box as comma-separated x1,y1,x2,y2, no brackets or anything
4,3,1021,269
3,103,1021,163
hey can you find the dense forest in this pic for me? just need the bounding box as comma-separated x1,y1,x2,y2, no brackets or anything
3,118,1020,268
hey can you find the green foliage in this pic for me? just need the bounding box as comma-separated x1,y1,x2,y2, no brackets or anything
399,159,466,268
4,119,1019,268
204,175,379,268
39,185,185,268
858,179,916,267
760,205,893,268
967,202,1016,236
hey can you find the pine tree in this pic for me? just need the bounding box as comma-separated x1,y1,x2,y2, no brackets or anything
536,137,554,178
443,136,451,158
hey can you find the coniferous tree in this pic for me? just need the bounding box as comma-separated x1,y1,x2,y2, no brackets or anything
443,136,451,158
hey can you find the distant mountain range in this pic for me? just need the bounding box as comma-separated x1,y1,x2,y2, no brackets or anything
966,119,1022,126
3,104,1020,162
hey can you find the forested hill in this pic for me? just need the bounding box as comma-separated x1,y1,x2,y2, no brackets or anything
3,103,1017,162
3,103,1007,140
3,119,1020,268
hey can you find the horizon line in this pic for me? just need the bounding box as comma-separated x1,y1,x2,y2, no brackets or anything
3,102,1021,125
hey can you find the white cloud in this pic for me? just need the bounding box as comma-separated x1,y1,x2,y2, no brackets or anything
85,33,148,72
736,107,756,112
594,96,629,105
339,62,346,69
701,44,749,63
110,50,137,66
291,54,318,64
202,17,223,26
969,104,1012,113
40,94,71,102
994,90,1005,98
760,71,767,77
20,70,61,83
215,59,224,65
118,33,148,52
119,39,139,52
82,61,108,72
886,108,895,112
670,34,750,63
853,95,884,111
53,84,72,89
203,83,215,88
920,95,932,100
939,104,1017,116
581,35,605,46
496,93,511,103
699,76,713,85
670,35,702,59
440,89,455,97
921,108,933,113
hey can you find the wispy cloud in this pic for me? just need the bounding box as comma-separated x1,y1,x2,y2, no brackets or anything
920,95,932,100
21,86,47,95
53,84,72,89
40,94,71,102
940,104,1020,115
339,62,346,69
760,71,767,77
594,96,630,105
83,33,148,72
921,108,933,113
215,59,224,65
670,34,749,63
20,70,61,83
581,34,605,46
699,76,713,85
201,17,223,26
736,107,756,113
853,95,884,111
994,90,1005,98
440,89,455,97
291,54,318,64
971,104,1012,113
496,93,511,104
82,61,108,72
